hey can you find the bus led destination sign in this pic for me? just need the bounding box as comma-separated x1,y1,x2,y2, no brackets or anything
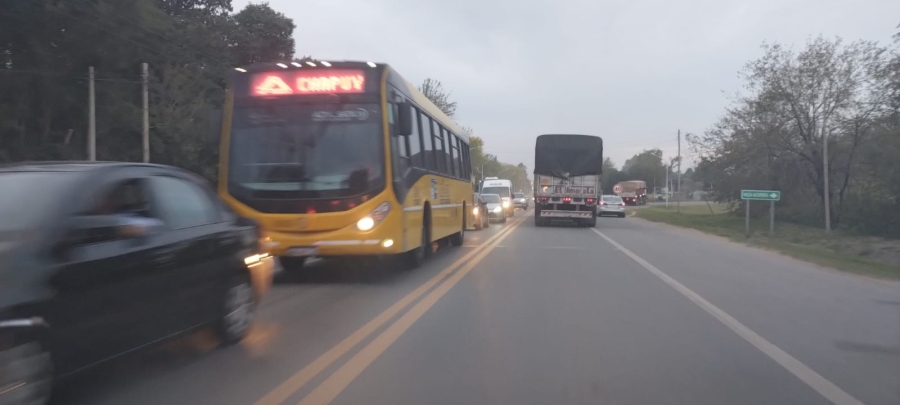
250,69,366,96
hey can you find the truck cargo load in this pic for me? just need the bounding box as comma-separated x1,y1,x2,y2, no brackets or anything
613,180,648,205
533,134,603,227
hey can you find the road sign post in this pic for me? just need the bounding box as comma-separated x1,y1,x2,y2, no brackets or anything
740,190,781,237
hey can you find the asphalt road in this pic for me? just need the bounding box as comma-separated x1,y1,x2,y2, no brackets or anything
56,208,900,405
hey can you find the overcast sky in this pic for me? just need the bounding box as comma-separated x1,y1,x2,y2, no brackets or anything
234,0,898,170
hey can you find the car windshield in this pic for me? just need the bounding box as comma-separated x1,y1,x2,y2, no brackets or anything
603,196,623,203
0,172,77,233
228,103,385,200
482,194,502,203
514,193,525,198
482,186,510,198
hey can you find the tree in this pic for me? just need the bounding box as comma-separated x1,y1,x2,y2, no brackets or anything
0,0,299,181
418,78,457,117
689,34,899,237
230,3,296,65
622,149,668,190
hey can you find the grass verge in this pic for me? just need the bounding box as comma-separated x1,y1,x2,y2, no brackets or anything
633,203,900,280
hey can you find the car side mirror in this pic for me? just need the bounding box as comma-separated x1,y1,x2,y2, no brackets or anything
395,101,412,136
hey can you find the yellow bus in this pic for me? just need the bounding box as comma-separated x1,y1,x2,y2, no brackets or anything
217,61,474,270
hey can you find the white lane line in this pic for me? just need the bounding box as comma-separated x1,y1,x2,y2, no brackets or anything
591,228,864,405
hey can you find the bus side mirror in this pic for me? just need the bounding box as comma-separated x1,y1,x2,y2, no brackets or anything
396,101,412,136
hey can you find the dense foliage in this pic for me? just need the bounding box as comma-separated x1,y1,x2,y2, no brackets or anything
0,0,294,180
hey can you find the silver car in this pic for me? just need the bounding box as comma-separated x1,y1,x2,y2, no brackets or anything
598,195,626,217
481,193,507,223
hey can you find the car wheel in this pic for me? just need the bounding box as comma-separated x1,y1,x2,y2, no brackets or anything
0,341,53,405
215,274,255,345
279,257,306,272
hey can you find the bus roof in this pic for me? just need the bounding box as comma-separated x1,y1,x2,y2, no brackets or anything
233,60,469,144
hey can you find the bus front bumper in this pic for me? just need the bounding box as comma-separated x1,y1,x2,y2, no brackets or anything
264,230,403,258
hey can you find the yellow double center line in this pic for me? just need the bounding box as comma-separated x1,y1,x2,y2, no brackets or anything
254,213,529,405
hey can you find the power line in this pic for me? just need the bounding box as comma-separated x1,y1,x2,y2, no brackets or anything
0,69,143,83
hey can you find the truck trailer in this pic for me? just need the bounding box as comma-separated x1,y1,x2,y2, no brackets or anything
533,134,604,227
613,180,648,205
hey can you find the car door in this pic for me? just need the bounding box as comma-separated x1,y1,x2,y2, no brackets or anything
146,174,232,332
45,172,176,372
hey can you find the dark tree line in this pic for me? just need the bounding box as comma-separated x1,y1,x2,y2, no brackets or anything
0,0,296,180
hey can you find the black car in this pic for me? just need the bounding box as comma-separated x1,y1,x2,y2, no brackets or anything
0,162,274,404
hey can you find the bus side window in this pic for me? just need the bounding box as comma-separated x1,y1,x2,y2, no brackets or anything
449,134,459,179
462,141,471,180
453,135,464,179
431,120,445,174
408,106,423,168
422,115,435,171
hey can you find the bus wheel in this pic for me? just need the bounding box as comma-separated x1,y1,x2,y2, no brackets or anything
450,208,465,247
404,215,430,269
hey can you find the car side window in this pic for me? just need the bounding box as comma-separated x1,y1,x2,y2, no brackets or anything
149,176,219,229
86,178,153,218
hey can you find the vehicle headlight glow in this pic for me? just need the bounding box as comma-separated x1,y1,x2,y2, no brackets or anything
357,202,391,231
493,206,503,213
502,201,510,208
473,206,479,215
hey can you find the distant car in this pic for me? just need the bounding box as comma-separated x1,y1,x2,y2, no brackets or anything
599,195,626,217
513,193,529,210
480,193,507,223
472,193,490,230
0,162,274,405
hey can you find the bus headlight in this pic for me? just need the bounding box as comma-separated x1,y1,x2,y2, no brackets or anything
357,202,391,231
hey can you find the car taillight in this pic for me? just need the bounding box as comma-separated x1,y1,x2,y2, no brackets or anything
620,202,625,206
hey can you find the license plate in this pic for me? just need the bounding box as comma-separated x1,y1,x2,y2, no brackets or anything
285,246,318,257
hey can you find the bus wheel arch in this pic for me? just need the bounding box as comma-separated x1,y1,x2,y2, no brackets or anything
404,203,431,269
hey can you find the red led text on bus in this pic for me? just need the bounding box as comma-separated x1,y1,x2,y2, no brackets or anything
251,70,366,96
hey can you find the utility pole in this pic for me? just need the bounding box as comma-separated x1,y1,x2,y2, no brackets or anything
88,66,96,161
142,63,149,163
822,123,831,233
677,129,682,213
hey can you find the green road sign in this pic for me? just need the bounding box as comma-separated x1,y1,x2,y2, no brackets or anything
741,190,781,201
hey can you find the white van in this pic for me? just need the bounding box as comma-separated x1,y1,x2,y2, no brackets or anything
480,177,514,217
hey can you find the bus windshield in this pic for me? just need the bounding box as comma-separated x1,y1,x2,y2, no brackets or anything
227,103,385,203
482,186,510,198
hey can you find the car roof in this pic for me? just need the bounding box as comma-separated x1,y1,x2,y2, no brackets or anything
0,161,207,182
481,193,501,197
0,161,170,172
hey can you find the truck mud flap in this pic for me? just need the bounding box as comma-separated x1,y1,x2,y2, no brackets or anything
539,211,594,218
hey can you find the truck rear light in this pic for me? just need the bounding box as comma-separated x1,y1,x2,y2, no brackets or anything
540,197,548,202
586,198,595,203
562,197,572,202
